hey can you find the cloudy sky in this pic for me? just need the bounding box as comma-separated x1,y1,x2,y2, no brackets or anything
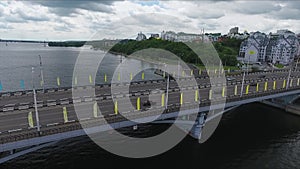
0,0,300,41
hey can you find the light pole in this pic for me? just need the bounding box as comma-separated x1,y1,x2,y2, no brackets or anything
177,60,180,81
32,67,41,133
240,71,246,97
286,66,292,90
165,64,169,110
39,55,45,92
295,58,299,71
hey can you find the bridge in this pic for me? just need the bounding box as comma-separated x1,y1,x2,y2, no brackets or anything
0,69,299,162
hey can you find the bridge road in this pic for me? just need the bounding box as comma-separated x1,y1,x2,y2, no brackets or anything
0,70,299,108
0,77,297,134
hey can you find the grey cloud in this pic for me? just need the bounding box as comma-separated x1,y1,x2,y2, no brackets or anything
131,13,166,26
5,16,27,23
5,7,50,23
54,25,72,32
198,22,219,31
285,1,300,10
201,13,225,19
270,8,300,20
233,1,282,15
34,1,115,16
0,22,13,29
17,9,50,22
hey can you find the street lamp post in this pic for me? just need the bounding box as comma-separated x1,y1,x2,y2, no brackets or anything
286,66,292,90
32,67,41,133
240,71,246,97
39,55,45,93
164,64,169,110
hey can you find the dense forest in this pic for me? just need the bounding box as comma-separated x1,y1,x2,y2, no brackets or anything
48,38,243,67
109,38,242,66
48,41,86,47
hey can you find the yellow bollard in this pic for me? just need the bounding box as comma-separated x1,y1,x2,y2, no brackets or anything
195,90,199,102
191,70,193,76
273,81,276,90
40,80,44,87
182,71,185,77
297,78,300,86
104,74,107,82
57,77,60,86
180,93,183,105
93,102,98,118
264,82,268,91
209,89,212,100
163,71,166,78
246,85,249,94
137,97,141,110
290,79,293,87
63,107,68,123
114,101,118,115
28,112,34,128
199,69,201,75
283,80,286,88
222,86,226,97
118,72,121,81
214,69,217,74
161,93,165,107
89,75,93,84
228,68,230,73
221,69,224,74
256,83,259,92
130,73,133,81
74,76,78,85
142,72,145,80
207,70,210,75
234,85,238,95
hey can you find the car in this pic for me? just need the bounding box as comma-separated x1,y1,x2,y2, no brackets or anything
143,100,151,107
226,77,236,81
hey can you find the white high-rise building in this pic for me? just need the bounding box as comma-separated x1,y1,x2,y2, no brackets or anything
239,30,300,65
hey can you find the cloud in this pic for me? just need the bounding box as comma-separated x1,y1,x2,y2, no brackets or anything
34,1,115,16
0,22,13,29
270,8,300,20
233,1,282,15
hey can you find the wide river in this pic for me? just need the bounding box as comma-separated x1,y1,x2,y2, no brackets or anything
1,42,300,169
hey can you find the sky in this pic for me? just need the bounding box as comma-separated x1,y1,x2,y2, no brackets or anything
0,0,300,41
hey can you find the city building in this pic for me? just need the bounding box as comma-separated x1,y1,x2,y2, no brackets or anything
150,34,160,39
161,31,204,42
206,33,222,42
228,27,239,35
239,30,300,65
136,32,146,41
227,27,249,40
239,31,269,63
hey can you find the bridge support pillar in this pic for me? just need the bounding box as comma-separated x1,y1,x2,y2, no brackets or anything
189,112,206,140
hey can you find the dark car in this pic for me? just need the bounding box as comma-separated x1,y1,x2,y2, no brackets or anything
143,100,151,107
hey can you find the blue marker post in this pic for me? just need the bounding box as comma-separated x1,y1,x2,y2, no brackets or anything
0,81,2,91
20,80,25,90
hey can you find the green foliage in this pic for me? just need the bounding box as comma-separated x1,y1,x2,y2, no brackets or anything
213,38,243,66
274,63,284,68
48,41,86,47
109,39,201,64
102,37,242,67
